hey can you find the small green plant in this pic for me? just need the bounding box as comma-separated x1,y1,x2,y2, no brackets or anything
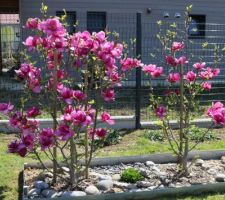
103,130,121,146
144,130,165,142
188,126,217,142
120,168,144,183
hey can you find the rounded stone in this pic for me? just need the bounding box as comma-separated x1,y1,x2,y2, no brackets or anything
62,191,86,197
215,173,225,182
145,161,155,167
34,181,49,190
112,174,121,181
28,188,41,197
85,185,100,195
96,179,113,190
137,181,152,188
195,159,204,166
42,189,58,198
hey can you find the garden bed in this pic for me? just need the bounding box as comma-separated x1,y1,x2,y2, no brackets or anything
23,150,225,200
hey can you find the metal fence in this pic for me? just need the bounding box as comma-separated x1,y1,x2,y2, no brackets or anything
1,12,225,128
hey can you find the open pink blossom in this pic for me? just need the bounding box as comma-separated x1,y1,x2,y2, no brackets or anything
207,102,225,125
39,128,55,150
58,87,73,104
9,111,27,129
100,112,115,125
102,89,115,102
73,90,86,101
17,143,28,157
25,18,40,29
8,140,27,157
142,64,156,74
168,73,180,83
120,58,142,71
151,67,163,78
0,102,14,115
26,107,41,118
171,42,185,52
201,82,212,91
185,71,197,83
71,110,92,127
55,124,75,140
193,62,206,70
175,56,188,65
22,134,35,150
200,67,220,80
155,106,167,119
96,128,107,138
166,56,177,67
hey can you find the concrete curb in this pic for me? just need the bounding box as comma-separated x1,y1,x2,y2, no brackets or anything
30,182,225,200
0,117,220,132
23,150,225,200
24,150,225,169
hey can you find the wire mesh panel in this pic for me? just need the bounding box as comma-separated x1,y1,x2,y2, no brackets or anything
141,22,225,121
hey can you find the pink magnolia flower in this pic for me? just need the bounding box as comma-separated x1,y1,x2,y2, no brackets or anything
39,128,55,150
55,124,75,140
185,71,197,83
0,102,14,115
142,65,163,78
102,89,115,102
166,56,177,67
201,82,212,91
207,102,225,125
171,42,185,52
22,134,35,150
168,73,180,83
26,107,41,118
193,62,206,70
58,87,73,104
8,140,20,153
213,68,220,76
96,128,107,138
25,18,40,29
175,56,188,65
73,90,86,101
9,111,27,129
8,140,27,157
39,18,66,37
151,67,163,78
100,112,115,125
142,64,156,74
17,143,28,157
120,58,142,71
200,67,220,80
155,106,167,119
71,110,92,127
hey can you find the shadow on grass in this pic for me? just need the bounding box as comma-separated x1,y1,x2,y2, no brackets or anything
0,185,9,200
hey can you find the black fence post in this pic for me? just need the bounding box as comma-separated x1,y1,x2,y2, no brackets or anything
135,12,142,129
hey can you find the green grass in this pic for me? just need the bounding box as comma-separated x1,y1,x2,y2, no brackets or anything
1,129,225,199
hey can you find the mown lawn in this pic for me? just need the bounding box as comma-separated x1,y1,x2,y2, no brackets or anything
1,129,225,200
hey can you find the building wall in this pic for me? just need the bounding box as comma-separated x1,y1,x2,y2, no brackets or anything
19,0,225,84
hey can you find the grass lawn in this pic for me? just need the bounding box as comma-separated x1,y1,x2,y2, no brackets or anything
1,128,225,200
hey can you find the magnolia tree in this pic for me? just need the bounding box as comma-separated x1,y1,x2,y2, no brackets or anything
0,8,141,186
143,6,225,176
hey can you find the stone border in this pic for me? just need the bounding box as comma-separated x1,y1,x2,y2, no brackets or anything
23,150,225,199
26,182,225,200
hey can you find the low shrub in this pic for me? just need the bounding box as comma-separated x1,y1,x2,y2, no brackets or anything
120,168,144,183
